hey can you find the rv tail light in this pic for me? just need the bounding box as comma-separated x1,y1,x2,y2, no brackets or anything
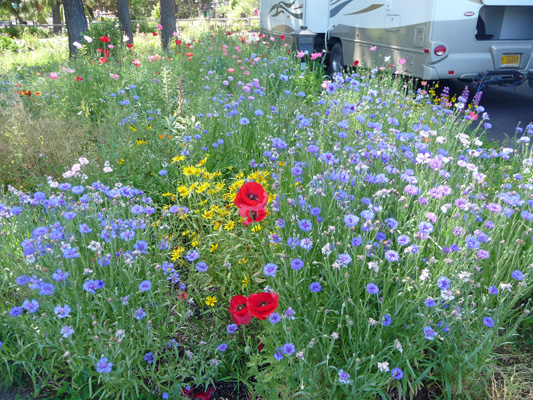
434,45,447,56
424,49,430,53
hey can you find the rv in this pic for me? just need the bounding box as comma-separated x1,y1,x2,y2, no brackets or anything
260,0,533,88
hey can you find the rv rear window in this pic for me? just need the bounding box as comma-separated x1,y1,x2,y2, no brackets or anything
476,6,533,40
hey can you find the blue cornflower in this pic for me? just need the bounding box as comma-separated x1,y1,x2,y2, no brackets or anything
511,270,524,281
437,276,451,290
309,282,322,293
264,263,278,277
54,304,71,319
424,297,436,307
71,185,84,194
366,283,379,295
62,247,80,259
60,326,74,338
22,299,39,313
10,306,22,317
344,214,359,227
195,262,209,272
483,317,495,327
269,313,281,324
290,258,304,270
424,326,437,340
351,237,362,247
381,315,392,326
158,169,167,176
96,357,113,373
134,307,146,320
274,349,284,361
391,368,403,380
52,269,69,282
298,219,312,232
139,280,152,292
338,369,351,384
227,323,238,334
79,223,92,234
310,207,321,216
397,235,410,246
418,221,434,234
185,250,200,262
239,117,250,125
144,352,154,363
488,286,498,295
384,250,400,262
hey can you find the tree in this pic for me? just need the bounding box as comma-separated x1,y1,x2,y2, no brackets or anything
116,0,133,44
159,0,176,50
52,1,62,34
63,0,88,58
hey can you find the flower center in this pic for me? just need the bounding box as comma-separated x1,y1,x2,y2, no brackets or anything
236,304,246,311
259,301,268,307
247,193,259,201
250,211,257,220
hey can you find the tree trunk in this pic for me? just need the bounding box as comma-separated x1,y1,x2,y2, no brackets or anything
52,2,62,34
117,0,133,44
63,0,88,58
86,5,95,20
160,0,176,50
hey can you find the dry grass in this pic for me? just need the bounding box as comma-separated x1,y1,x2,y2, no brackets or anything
0,98,94,188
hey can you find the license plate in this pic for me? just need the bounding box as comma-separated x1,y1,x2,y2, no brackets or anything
500,54,520,68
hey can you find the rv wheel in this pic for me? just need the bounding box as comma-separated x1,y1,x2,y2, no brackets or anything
329,42,343,74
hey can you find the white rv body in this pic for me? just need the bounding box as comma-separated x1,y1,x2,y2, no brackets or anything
260,0,533,86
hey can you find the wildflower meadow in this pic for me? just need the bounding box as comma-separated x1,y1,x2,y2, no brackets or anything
0,23,532,400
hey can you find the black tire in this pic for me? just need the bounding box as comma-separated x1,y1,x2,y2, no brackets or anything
329,42,344,74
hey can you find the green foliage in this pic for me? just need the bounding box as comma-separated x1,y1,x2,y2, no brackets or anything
0,35,19,52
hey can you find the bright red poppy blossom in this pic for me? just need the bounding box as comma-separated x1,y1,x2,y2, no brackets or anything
98,57,108,64
239,208,266,226
99,36,110,43
75,76,83,81
280,34,286,40
193,386,215,400
234,182,268,212
246,292,279,320
353,60,359,67
175,39,182,46
126,43,133,48
226,30,232,35
228,295,252,325
152,31,158,36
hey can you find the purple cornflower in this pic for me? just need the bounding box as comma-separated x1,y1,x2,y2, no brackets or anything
144,352,155,363
366,283,379,295
418,221,434,234
134,307,146,320
344,214,360,228
381,315,392,326
22,299,40,313
483,316,495,327
60,326,74,338
195,262,209,272
63,211,77,220
309,282,322,293
79,223,92,234
218,343,228,352
477,249,490,259
269,313,281,324
184,250,200,262
139,280,152,292
397,235,411,246
227,323,238,334
437,276,451,290
337,254,352,266
298,219,313,232
96,357,113,373
338,369,351,384
281,342,295,356
384,250,400,262
424,326,437,340
263,263,278,277
488,286,498,295
274,349,284,361
54,304,72,319
39,283,55,296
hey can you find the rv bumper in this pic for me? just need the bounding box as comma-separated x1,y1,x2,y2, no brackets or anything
473,69,526,87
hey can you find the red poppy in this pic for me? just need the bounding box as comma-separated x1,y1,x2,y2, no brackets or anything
280,34,286,40
257,339,264,352
75,76,83,81
226,30,232,35
96,48,103,53
104,49,110,58
193,386,215,400
246,292,279,320
240,36,246,43
234,182,268,212
126,43,133,48
228,295,252,325
99,36,110,43
98,57,108,64
239,208,266,226
153,31,158,36
177,291,188,300
353,60,359,67
175,39,182,46
287,49,291,55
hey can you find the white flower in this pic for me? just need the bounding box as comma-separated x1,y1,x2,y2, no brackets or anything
420,268,431,281
499,282,513,292
321,243,332,255
377,361,390,372
368,261,379,272
73,41,82,49
103,166,113,173
83,35,93,43
394,339,403,353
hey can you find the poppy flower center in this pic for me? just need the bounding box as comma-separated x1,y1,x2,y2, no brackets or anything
250,211,258,219
247,194,259,201
259,301,269,307
236,304,246,311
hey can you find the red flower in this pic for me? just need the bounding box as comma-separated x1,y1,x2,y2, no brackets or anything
177,291,188,300
99,36,110,43
234,182,268,212
175,39,182,46
239,208,266,226
104,49,110,58
353,60,359,67
98,57,108,64
246,292,279,320
194,386,215,400
226,30,232,35
240,36,246,43
75,76,83,81
96,48,103,53
126,43,133,48
280,34,286,40
153,31,158,36
228,295,252,325
257,339,264,352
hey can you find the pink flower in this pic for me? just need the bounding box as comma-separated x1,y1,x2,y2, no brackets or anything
253,8,259,16
398,58,406,65
296,50,305,58
108,44,114,49
172,31,179,37
109,73,120,80
157,24,163,30
321,80,331,89
49,72,59,79
370,46,377,51
310,52,322,60
132,59,141,67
